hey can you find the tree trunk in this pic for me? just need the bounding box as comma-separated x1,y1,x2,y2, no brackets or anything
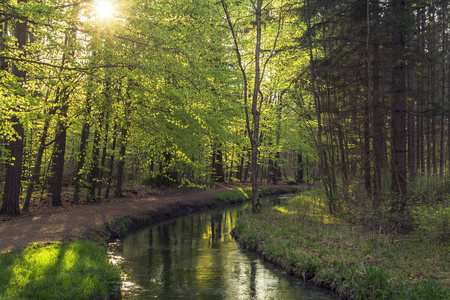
214,149,225,182
48,103,68,207
439,5,446,176
372,42,383,200
105,124,117,199
88,114,102,201
391,0,407,209
23,117,51,211
1,9,27,215
296,152,304,183
306,0,331,209
1,117,24,215
97,119,109,197
73,116,90,203
114,126,128,197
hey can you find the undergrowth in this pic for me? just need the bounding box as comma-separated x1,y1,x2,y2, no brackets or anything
233,188,450,299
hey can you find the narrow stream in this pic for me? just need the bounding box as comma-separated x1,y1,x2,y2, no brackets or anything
109,197,338,299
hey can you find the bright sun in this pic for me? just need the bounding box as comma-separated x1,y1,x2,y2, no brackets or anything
94,0,115,19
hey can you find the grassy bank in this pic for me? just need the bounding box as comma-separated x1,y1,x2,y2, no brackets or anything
233,189,449,299
212,186,301,204
0,241,121,299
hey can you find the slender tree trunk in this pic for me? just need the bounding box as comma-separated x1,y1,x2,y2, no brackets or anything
364,102,372,196
73,109,91,203
372,43,383,200
439,5,446,176
88,113,103,201
306,0,331,209
429,7,437,175
248,0,263,212
97,119,109,197
114,125,128,197
407,67,416,179
214,148,225,182
296,152,304,183
23,116,51,211
391,0,408,209
105,124,117,199
48,103,68,207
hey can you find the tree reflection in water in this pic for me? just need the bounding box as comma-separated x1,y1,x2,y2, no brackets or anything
109,203,337,299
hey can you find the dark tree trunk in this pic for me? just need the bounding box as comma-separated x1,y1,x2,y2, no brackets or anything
105,124,117,199
0,21,7,71
1,10,27,215
88,114,103,202
391,0,408,208
73,117,90,203
23,117,51,211
114,126,128,197
97,120,109,197
372,42,383,200
296,152,304,183
1,117,24,215
48,104,68,207
214,149,225,182
439,5,446,176
407,69,416,178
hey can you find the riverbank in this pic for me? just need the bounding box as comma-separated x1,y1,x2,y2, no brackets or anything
0,184,304,299
233,188,450,299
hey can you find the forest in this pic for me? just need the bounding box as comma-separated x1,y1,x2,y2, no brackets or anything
0,0,449,228
1,0,449,298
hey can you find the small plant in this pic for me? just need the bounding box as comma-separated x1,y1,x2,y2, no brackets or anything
412,202,450,242
354,266,392,300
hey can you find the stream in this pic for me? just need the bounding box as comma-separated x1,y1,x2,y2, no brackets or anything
108,196,338,299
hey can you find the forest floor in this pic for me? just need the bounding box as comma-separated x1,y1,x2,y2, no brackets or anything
0,182,297,253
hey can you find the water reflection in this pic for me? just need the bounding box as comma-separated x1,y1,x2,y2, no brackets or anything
109,202,337,299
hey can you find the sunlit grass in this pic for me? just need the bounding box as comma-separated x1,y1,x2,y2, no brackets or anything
234,188,450,299
0,241,121,299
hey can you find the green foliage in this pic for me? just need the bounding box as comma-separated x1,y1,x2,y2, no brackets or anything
0,241,121,300
412,202,450,242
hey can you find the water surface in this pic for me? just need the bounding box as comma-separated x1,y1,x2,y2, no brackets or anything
109,200,338,299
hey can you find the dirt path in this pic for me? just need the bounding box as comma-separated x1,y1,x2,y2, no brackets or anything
0,184,240,253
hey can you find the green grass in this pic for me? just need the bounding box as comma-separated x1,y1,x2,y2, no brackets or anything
212,186,297,204
0,241,121,300
234,189,450,299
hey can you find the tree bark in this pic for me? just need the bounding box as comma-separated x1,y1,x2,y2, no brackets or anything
105,124,117,199
23,116,51,211
97,119,109,197
1,7,27,215
296,152,304,183
391,0,408,209
88,113,103,201
73,108,91,203
114,125,128,197
48,103,68,207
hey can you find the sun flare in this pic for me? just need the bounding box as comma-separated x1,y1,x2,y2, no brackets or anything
94,0,115,19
